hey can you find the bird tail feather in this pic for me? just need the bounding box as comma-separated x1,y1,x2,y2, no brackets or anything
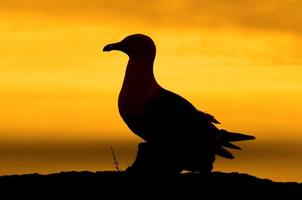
215,129,255,159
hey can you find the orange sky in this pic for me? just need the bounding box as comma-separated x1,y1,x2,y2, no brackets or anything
0,0,301,181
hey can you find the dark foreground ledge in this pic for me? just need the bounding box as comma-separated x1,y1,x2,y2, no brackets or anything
0,171,301,198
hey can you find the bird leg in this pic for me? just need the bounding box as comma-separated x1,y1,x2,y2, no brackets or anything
126,142,215,176
125,142,182,176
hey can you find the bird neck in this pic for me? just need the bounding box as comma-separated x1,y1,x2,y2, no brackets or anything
121,57,160,92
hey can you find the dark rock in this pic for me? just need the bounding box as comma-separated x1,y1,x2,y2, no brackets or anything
0,171,301,199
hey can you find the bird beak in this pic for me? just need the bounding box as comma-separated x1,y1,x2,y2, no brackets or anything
103,42,123,52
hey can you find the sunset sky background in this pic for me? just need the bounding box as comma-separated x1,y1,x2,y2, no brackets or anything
0,0,302,181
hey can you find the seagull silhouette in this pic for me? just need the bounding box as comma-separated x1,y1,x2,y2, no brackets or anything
103,34,255,173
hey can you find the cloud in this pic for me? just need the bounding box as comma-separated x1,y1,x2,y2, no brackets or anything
1,0,302,33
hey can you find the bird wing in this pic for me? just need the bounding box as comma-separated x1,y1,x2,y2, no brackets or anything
143,89,218,171
144,89,255,160
198,110,220,124
144,89,217,145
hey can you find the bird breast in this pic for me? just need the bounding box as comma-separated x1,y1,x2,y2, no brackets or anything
118,85,160,139
118,91,147,119
118,85,158,118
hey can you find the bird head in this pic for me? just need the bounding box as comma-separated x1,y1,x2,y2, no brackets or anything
103,34,156,59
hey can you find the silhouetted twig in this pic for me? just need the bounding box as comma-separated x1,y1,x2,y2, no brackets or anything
110,147,121,172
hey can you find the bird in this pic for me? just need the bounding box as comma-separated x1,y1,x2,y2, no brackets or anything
103,34,255,174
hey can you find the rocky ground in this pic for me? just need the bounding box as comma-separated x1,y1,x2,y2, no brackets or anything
0,171,301,199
